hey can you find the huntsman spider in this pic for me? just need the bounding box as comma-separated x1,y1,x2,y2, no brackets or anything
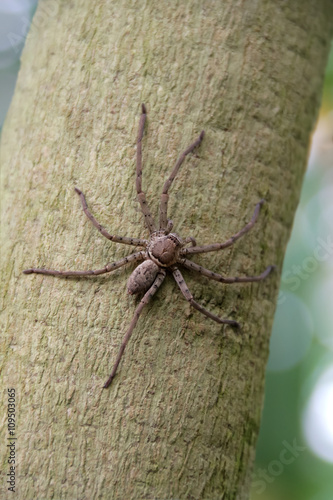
24,104,274,388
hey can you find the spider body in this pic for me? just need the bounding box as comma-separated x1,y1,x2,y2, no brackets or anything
147,232,182,267
24,104,274,389
127,259,159,295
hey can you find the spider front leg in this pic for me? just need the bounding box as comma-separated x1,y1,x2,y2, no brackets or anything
172,267,239,327
136,104,157,234
103,269,166,388
75,187,147,247
181,199,265,256
23,251,146,276
159,130,205,230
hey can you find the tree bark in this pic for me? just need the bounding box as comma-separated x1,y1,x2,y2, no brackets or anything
1,1,332,499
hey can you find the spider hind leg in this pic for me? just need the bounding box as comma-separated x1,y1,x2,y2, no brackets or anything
172,267,240,327
103,269,166,388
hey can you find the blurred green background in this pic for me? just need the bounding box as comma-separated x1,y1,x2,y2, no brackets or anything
251,46,333,500
1,3,332,499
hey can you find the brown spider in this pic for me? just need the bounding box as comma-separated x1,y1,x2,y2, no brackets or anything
24,104,274,388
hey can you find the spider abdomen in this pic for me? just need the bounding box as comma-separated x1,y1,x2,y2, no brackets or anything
127,260,159,295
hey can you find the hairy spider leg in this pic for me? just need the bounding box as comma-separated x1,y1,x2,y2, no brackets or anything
165,219,174,234
181,199,265,256
75,188,147,247
103,269,166,388
136,104,157,234
172,267,239,327
23,251,146,276
159,130,205,231
181,259,275,284
183,236,197,247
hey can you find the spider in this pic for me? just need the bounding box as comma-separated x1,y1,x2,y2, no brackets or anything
24,104,274,388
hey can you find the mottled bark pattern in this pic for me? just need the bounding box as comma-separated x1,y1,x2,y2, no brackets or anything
0,0,332,499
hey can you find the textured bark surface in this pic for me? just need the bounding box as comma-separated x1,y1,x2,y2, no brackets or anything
1,1,332,499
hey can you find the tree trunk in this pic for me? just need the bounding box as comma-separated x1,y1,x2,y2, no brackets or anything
1,1,332,499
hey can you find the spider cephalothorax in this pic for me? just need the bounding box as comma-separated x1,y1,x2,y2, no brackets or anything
24,104,274,388
147,232,182,267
